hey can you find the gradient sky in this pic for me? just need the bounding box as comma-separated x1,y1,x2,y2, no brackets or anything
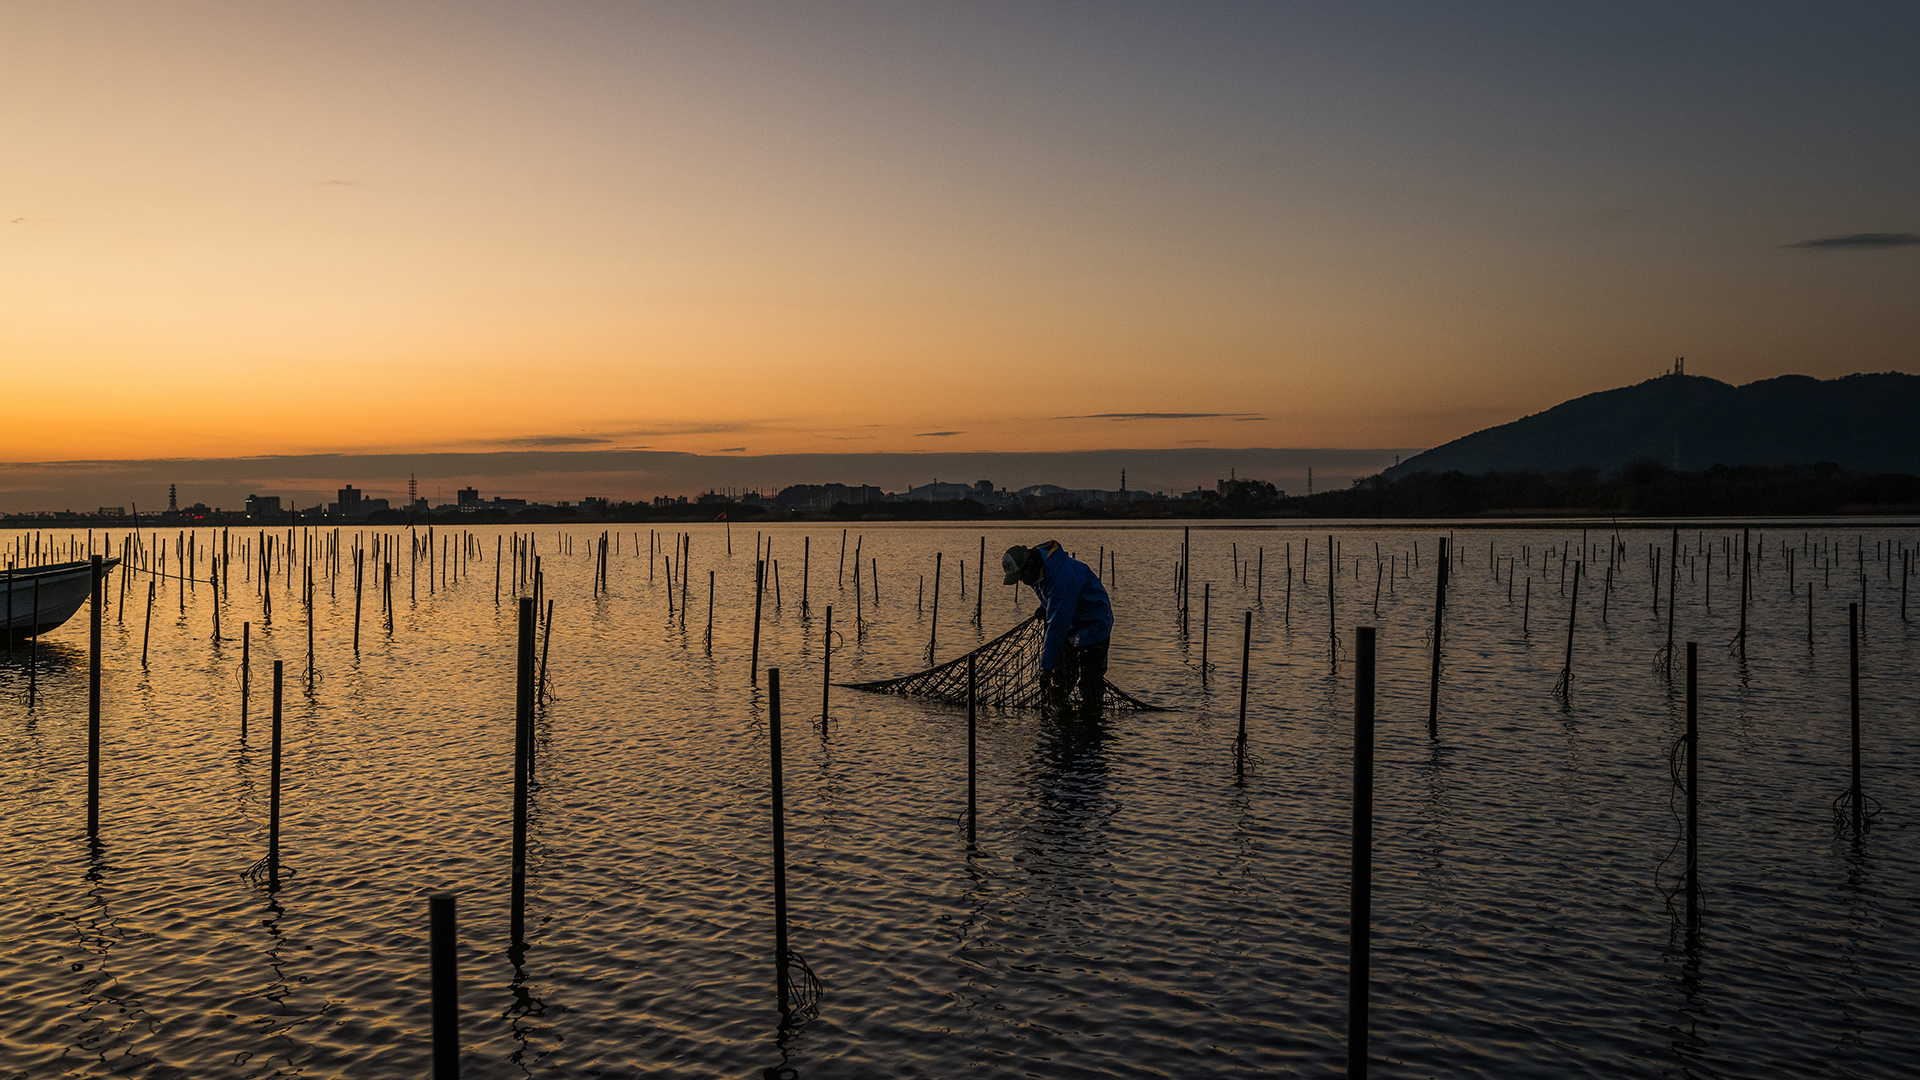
5,2,1916,466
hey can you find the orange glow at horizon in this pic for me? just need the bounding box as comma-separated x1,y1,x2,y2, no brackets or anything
5,4,1915,466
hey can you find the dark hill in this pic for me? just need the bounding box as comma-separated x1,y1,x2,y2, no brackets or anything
1383,371,1920,479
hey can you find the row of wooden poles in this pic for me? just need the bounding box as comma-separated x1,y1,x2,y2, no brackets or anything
420,606,1872,1078
23,522,1894,1078
1174,524,1912,693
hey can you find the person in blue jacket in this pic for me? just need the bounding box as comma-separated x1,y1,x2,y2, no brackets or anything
1003,540,1113,719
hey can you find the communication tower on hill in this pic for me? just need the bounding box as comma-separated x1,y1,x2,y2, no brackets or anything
168,484,177,513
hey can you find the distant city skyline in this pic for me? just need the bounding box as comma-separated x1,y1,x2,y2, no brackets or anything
5,4,1916,469
0,446,1412,516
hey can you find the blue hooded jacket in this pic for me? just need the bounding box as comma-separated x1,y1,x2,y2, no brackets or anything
1027,540,1113,670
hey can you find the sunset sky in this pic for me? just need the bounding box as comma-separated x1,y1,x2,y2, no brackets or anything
5,2,1916,472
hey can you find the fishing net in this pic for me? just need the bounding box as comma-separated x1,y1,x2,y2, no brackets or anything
841,611,1163,711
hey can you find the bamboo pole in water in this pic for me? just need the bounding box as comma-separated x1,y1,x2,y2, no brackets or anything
821,606,833,731
1348,625,1376,1080
928,552,942,666
1200,582,1210,674
750,559,765,685
1235,610,1252,782
88,556,102,836
430,893,459,1079
268,661,284,889
141,578,154,667
1428,536,1447,737
769,666,793,1018
976,536,985,626
966,653,977,845
1849,603,1862,838
1685,642,1700,927
1557,562,1582,695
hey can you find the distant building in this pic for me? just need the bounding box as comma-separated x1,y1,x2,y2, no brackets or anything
245,494,282,518
338,485,363,516
581,496,608,511
457,487,480,507
902,480,984,502
97,507,126,518
773,483,885,511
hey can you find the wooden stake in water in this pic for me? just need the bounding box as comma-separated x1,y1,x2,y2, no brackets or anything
141,578,154,667
1736,526,1750,657
801,536,811,618
1348,625,1376,1080
1663,527,1679,676
967,653,978,846
268,660,284,888
88,556,103,836
929,553,942,666
706,570,715,655
1685,641,1700,927
511,598,533,944
820,606,834,731
241,622,251,737
538,600,553,710
430,893,459,1080
305,566,315,689
1556,562,1581,696
1849,602,1862,838
1427,537,1449,736
1235,610,1252,781
1327,535,1337,669
769,667,792,1017
751,560,765,685
1181,527,1191,628
1200,582,1210,674
976,536,985,626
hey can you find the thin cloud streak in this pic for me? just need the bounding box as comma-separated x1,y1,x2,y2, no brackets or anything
489,436,611,447
1058,413,1259,421
1788,232,1920,249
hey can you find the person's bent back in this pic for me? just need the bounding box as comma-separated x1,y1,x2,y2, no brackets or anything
1003,540,1113,719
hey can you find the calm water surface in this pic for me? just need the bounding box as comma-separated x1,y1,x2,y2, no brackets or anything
3,522,1917,1078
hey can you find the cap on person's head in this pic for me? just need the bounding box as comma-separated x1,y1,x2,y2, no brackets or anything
1002,545,1032,585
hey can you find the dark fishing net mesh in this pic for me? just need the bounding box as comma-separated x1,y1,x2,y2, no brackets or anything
841,611,1162,711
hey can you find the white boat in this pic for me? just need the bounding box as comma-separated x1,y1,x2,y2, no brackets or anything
3,558,121,639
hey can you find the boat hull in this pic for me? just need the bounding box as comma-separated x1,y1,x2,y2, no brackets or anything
3,559,120,638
